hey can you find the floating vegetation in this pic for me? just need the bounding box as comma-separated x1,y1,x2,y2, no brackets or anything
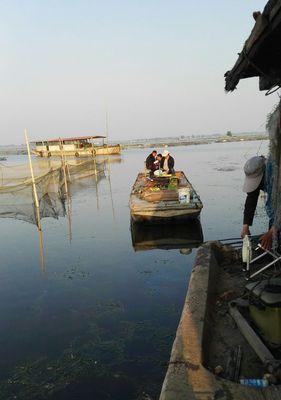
214,166,237,172
61,263,90,280
138,269,154,274
153,258,174,265
0,307,176,399
0,291,179,399
0,353,97,400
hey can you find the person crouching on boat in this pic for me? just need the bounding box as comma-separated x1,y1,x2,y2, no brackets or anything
146,150,157,171
145,150,157,177
153,154,163,177
160,150,175,174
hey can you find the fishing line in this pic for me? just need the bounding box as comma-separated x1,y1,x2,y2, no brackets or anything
256,139,264,156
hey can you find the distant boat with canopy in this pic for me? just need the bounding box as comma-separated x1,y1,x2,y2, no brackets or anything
31,135,121,157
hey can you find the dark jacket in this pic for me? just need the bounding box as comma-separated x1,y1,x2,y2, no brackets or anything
243,178,264,226
145,153,156,170
243,166,274,228
160,156,175,174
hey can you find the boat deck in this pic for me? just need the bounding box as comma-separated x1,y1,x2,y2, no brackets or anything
130,171,203,223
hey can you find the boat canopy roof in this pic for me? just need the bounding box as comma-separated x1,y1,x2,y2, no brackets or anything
32,135,106,144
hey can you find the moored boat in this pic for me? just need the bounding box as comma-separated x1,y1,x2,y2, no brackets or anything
31,136,121,157
129,171,203,223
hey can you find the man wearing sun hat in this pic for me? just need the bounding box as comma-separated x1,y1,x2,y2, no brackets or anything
241,155,274,249
160,150,175,174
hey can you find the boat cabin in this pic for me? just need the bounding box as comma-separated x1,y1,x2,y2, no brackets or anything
32,136,106,157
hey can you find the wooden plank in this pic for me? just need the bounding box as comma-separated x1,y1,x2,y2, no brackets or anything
229,305,276,365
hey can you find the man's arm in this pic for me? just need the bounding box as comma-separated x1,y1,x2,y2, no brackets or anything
241,187,260,238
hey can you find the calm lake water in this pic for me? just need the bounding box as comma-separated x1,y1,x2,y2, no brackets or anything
0,141,269,400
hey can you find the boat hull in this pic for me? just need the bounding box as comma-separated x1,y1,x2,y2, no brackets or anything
130,208,201,223
95,145,121,155
33,145,121,157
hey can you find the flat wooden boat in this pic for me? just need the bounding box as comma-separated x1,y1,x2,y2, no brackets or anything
129,171,203,223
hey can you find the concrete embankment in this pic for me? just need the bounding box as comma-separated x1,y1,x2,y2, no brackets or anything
159,242,281,400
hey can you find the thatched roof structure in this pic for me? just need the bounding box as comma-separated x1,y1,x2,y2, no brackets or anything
225,0,281,93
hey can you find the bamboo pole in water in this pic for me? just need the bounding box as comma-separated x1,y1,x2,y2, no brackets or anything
105,108,109,156
89,137,100,209
105,109,115,220
93,156,100,210
25,129,42,231
25,129,45,271
59,138,73,242
59,138,68,196
67,195,73,243
38,226,46,273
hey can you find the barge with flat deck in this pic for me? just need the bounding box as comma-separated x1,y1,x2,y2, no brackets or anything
129,171,202,223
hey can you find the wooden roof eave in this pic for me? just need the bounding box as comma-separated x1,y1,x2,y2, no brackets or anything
224,14,269,92
224,1,281,92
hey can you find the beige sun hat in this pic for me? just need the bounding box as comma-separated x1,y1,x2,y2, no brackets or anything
162,150,170,157
243,156,266,193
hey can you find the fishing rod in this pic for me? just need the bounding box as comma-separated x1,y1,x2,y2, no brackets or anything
218,234,261,242
221,241,243,246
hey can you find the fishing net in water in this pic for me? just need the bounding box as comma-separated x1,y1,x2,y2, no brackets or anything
267,101,281,232
0,157,105,225
0,162,65,224
67,158,104,180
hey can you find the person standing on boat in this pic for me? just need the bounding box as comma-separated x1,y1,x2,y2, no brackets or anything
240,155,275,250
160,150,175,174
145,150,157,172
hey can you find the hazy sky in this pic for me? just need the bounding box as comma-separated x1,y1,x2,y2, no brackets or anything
0,0,278,144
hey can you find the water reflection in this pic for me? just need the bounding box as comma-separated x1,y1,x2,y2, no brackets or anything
130,219,203,252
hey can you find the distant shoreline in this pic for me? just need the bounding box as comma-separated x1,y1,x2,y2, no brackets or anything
0,134,268,155
120,134,268,150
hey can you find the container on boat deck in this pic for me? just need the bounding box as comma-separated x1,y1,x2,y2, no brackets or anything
246,278,281,346
178,187,190,204
240,379,268,388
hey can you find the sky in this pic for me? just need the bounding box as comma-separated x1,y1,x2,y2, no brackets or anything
0,0,278,144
